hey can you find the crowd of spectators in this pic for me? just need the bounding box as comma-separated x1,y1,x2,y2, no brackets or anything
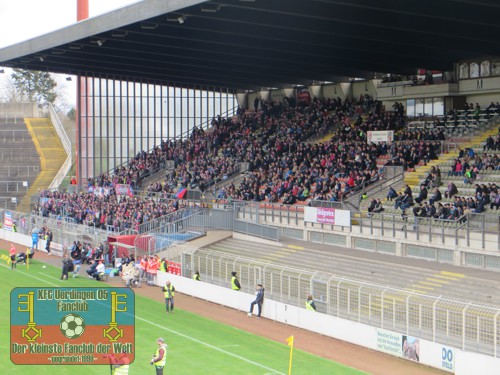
484,133,500,151
154,96,353,199
384,140,442,170
384,145,500,223
37,94,475,227
218,140,382,203
214,97,448,204
41,95,448,221
35,189,185,232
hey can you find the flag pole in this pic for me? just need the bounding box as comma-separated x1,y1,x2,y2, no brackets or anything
286,335,294,375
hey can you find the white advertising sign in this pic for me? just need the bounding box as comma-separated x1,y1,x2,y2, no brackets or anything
304,207,351,227
376,328,403,356
367,130,394,143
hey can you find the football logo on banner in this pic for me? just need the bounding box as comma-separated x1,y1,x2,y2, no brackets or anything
60,314,86,339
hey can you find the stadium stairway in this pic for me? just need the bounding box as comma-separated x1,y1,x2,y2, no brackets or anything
18,118,66,212
403,126,500,188
360,124,499,218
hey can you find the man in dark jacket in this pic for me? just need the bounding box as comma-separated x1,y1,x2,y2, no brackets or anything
415,185,428,204
61,254,73,280
86,259,98,278
248,284,265,318
45,229,53,255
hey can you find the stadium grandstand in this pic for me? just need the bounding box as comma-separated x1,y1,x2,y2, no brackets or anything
2,0,500,373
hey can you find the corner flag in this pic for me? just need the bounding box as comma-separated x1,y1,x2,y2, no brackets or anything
286,335,294,375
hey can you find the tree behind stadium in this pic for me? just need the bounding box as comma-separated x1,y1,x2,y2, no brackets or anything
11,68,57,105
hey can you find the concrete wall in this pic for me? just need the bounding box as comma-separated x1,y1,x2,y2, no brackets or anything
0,103,41,118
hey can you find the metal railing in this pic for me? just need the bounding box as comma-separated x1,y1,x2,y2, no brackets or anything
48,154,71,190
181,247,500,357
134,207,279,255
134,205,204,234
324,170,402,211
138,161,175,187
134,210,215,255
29,211,109,245
209,199,499,250
48,103,71,157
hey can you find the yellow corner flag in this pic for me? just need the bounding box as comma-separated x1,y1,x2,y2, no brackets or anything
286,335,294,375
1,254,10,265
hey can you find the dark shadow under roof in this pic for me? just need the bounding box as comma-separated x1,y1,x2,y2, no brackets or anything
1,0,500,90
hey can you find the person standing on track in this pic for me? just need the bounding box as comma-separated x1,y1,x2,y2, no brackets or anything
45,229,53,255
31,230,39,252
306,295,317,311
9,243,16,270
159,257,169,273
148,256,159,286
140,254,148,282
193,271,200,281
231,271,241,291
248,284,265,318
162,280,175,313
61,254,73,280
150,337,167,375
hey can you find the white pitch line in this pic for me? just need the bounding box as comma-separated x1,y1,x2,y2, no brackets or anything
1,264,59,287
38,272,64,282
2,265,287,375
135,315,286,375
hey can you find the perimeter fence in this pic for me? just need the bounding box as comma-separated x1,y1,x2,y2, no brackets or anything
179,247,500,358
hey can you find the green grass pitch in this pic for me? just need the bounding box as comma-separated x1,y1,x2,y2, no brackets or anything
0,250,367,375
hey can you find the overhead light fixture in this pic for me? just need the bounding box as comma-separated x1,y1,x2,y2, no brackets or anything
69,44,83,50
141,22,158,30
167,13,185,22
111,30,128,37
238,0,256,2
201,3,221,12
51,49,65,55
90,39,105,46
38,56,44,62
66,77,72,82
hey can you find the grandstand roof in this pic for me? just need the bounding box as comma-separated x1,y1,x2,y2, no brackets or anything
0,0,499,90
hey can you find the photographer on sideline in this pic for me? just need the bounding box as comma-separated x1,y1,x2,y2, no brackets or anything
150,337,167,375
